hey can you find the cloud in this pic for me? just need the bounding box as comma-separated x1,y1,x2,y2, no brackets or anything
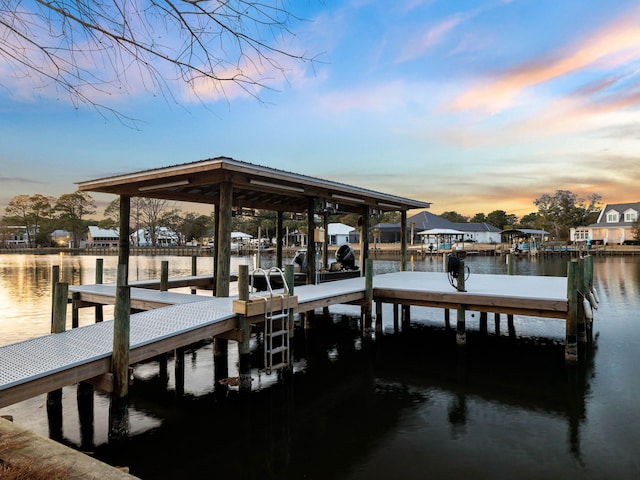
0,176,46,184
396,11,476,64
450,6,640,113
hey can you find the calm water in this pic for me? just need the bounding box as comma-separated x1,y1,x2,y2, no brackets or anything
1,253,639,479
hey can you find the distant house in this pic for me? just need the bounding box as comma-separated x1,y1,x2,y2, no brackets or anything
571,201,640,245
327,223,355,246
1,225,31,247
372,211,501,245
87,226,119,247
133,227,179,246
50,229,72,247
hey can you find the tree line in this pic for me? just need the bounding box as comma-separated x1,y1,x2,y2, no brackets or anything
0,189,621,248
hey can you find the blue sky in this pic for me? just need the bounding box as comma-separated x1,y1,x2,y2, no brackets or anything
2,0,639,218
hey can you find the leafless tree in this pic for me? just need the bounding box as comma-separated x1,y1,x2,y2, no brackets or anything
0,1,314,120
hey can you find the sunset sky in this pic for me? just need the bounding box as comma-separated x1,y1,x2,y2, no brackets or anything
1,0,639,219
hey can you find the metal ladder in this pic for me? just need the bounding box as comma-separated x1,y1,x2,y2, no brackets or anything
250,267,292,375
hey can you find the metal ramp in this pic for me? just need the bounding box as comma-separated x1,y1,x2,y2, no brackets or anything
251,267,293,375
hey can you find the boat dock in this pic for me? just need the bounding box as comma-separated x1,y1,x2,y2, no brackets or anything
0,265,591,410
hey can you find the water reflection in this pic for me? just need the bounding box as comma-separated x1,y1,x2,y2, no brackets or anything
1,253,639,478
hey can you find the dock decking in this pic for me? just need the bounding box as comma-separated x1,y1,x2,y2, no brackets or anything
0,272,570,409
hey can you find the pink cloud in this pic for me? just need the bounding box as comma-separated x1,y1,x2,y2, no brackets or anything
450,7,640,113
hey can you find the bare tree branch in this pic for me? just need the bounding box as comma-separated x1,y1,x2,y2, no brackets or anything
0,1,316,122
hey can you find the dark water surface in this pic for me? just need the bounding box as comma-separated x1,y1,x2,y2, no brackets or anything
1,253,639,479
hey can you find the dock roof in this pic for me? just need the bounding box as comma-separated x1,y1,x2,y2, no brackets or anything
76,157,431,214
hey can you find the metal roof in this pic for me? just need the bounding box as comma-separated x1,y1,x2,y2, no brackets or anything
76,157,431,214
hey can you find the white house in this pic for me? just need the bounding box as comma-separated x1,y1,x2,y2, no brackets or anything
87,226,119,247
571,201,640,245
327,223,355,246
133,227,179,246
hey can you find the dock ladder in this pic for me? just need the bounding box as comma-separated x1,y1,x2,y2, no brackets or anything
250,267,292,375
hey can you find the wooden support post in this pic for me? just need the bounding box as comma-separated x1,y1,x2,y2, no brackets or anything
160,260,169,292
48,281,68,439
494,313,500,334
112,283,131,398
214,185,231,386
285,264,295,339
457,259,466,292
360,205,370,277
323,212,329,270
71,291,80,328
577,257,587,344
565,260,579,363
400,210,408,272
363,259,373,330
213,206,220,296
276,211,284,269
112,194,131,405
444,309,451,329
216,182,232,297
307,197,317,285
50,265,60,324
393,304,399,333
95,259,104,322
51,282,68,334
191,256,197,294
507,253,515,275
238,265,252,393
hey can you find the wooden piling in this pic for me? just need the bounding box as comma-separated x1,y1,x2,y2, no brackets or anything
456,260,466,345
307,197,317,285
52,282,68,334
276,212,284,269
285,264,295,338
160,260,169,292
95,259,104,322
112,194,131,402
191,256,197,294
71,291,80,329
577,257,587,344
237,265,252,393
507,253,515,275
216,182,232,297
50,265,60,324
48,281,68,439
363,259,373,330
565,260,578,363
400,211,407,272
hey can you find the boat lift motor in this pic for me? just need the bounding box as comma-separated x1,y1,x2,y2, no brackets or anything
334,244,358,271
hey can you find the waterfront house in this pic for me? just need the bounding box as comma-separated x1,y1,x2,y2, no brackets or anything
327,223,355,246
571,201,640,245
87,226,119,248
373,211,501,245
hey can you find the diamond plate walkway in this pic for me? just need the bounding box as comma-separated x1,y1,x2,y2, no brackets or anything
0,272,570,408
0,276,367,408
